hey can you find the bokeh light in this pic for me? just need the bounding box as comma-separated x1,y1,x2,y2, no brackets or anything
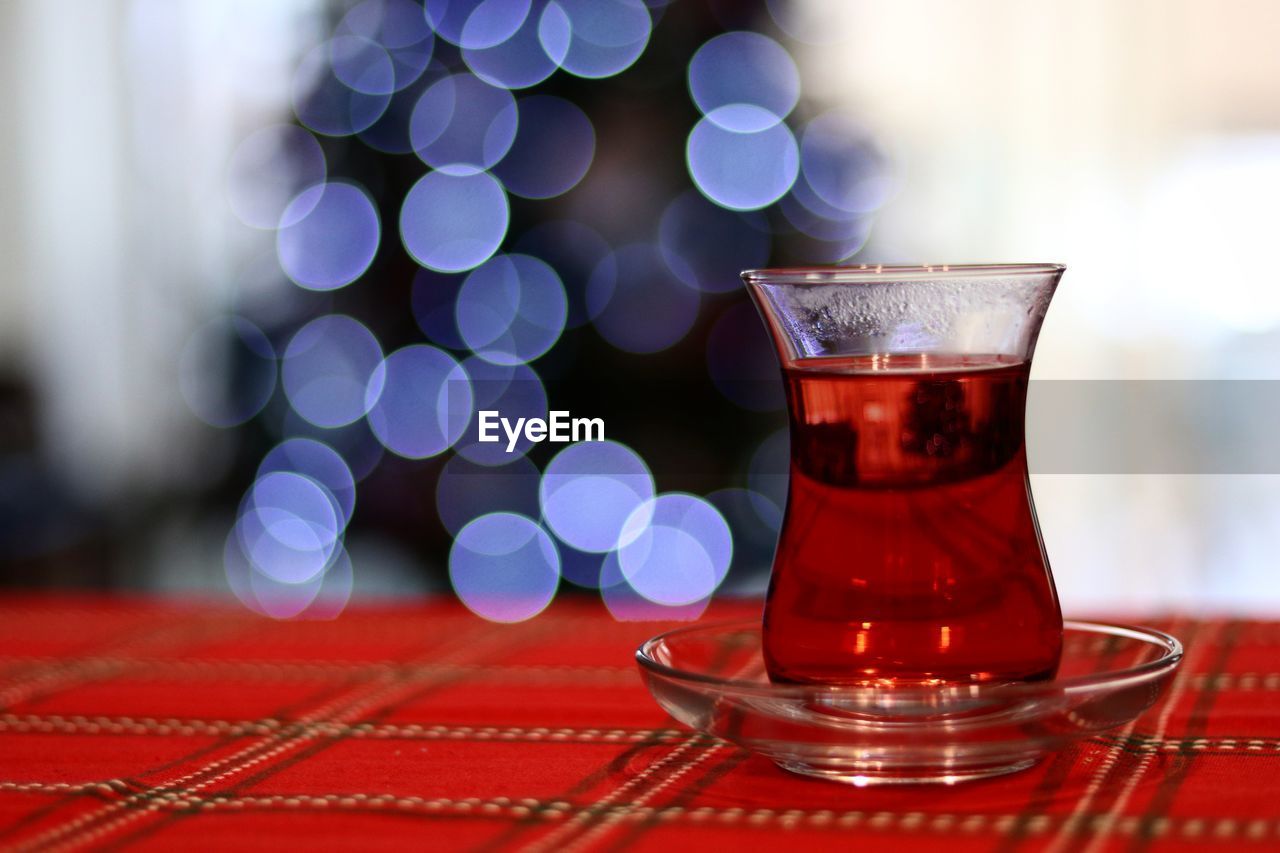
462,5,558,89
410,73,518,174
281,413,387,483
688,32,799,131
401,170,509,272
705,300,785,411
540,440,654,552
779,190,872,243
295,546,355,620
292,39,392,137
338,0,436,91
493,96,594,198
748,426,789,532
425,0,532,50
781,169,875,261
616,493,732,606
410,267,468,349
460,353,517,404
799,110,894,215
226,125,326,230
210,3,899,622
179,316,276,428
658,190,769,293
587,244,700,354
793,228,872,264
277,181,381,291
706,487,777,594
538,0,652,79
282,315,384,428
365,344,473,459
259,438,357,525
358,69,447,155
600,550,710,621
235,471,342,585
328,35,396,96
435,455,540,535
225,528,315,619
457,254,567,364
454,362,547,464
226,530,353,621
687,109,799,210
514,220,611,328
765,0,848,46
355,85,419,155
555,538,606,589
449,512,560,622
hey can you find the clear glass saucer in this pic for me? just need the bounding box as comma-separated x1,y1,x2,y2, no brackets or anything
636,620,1182,785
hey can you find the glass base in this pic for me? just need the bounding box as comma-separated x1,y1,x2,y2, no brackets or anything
638,620,1182,787
775,757,1038,786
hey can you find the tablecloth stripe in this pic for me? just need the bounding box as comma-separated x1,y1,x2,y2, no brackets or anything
1079,620,1211,853
1001,622,1150,853
1125,619,1240,852
57,619,543,850
1,599,1278,851
5,616,500,849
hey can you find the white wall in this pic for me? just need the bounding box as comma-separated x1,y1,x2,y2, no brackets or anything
1,0,318,501
795,0,1280,379
0,1,31,367
794,0,1280,612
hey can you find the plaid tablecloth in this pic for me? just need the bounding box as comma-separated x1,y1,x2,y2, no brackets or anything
0,596,1277,851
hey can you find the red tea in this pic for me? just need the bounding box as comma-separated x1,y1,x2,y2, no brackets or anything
764,353,1063,685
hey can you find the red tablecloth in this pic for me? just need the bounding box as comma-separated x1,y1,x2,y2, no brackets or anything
0,597,1277,851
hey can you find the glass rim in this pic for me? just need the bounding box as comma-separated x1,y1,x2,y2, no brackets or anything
741,263,1065,285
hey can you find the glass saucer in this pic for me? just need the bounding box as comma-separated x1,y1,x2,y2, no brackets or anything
636,620,1182,786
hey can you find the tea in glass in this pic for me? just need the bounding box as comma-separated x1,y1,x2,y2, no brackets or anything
744,265,1065,685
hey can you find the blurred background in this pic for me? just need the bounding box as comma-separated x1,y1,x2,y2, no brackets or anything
1,0,1278,618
